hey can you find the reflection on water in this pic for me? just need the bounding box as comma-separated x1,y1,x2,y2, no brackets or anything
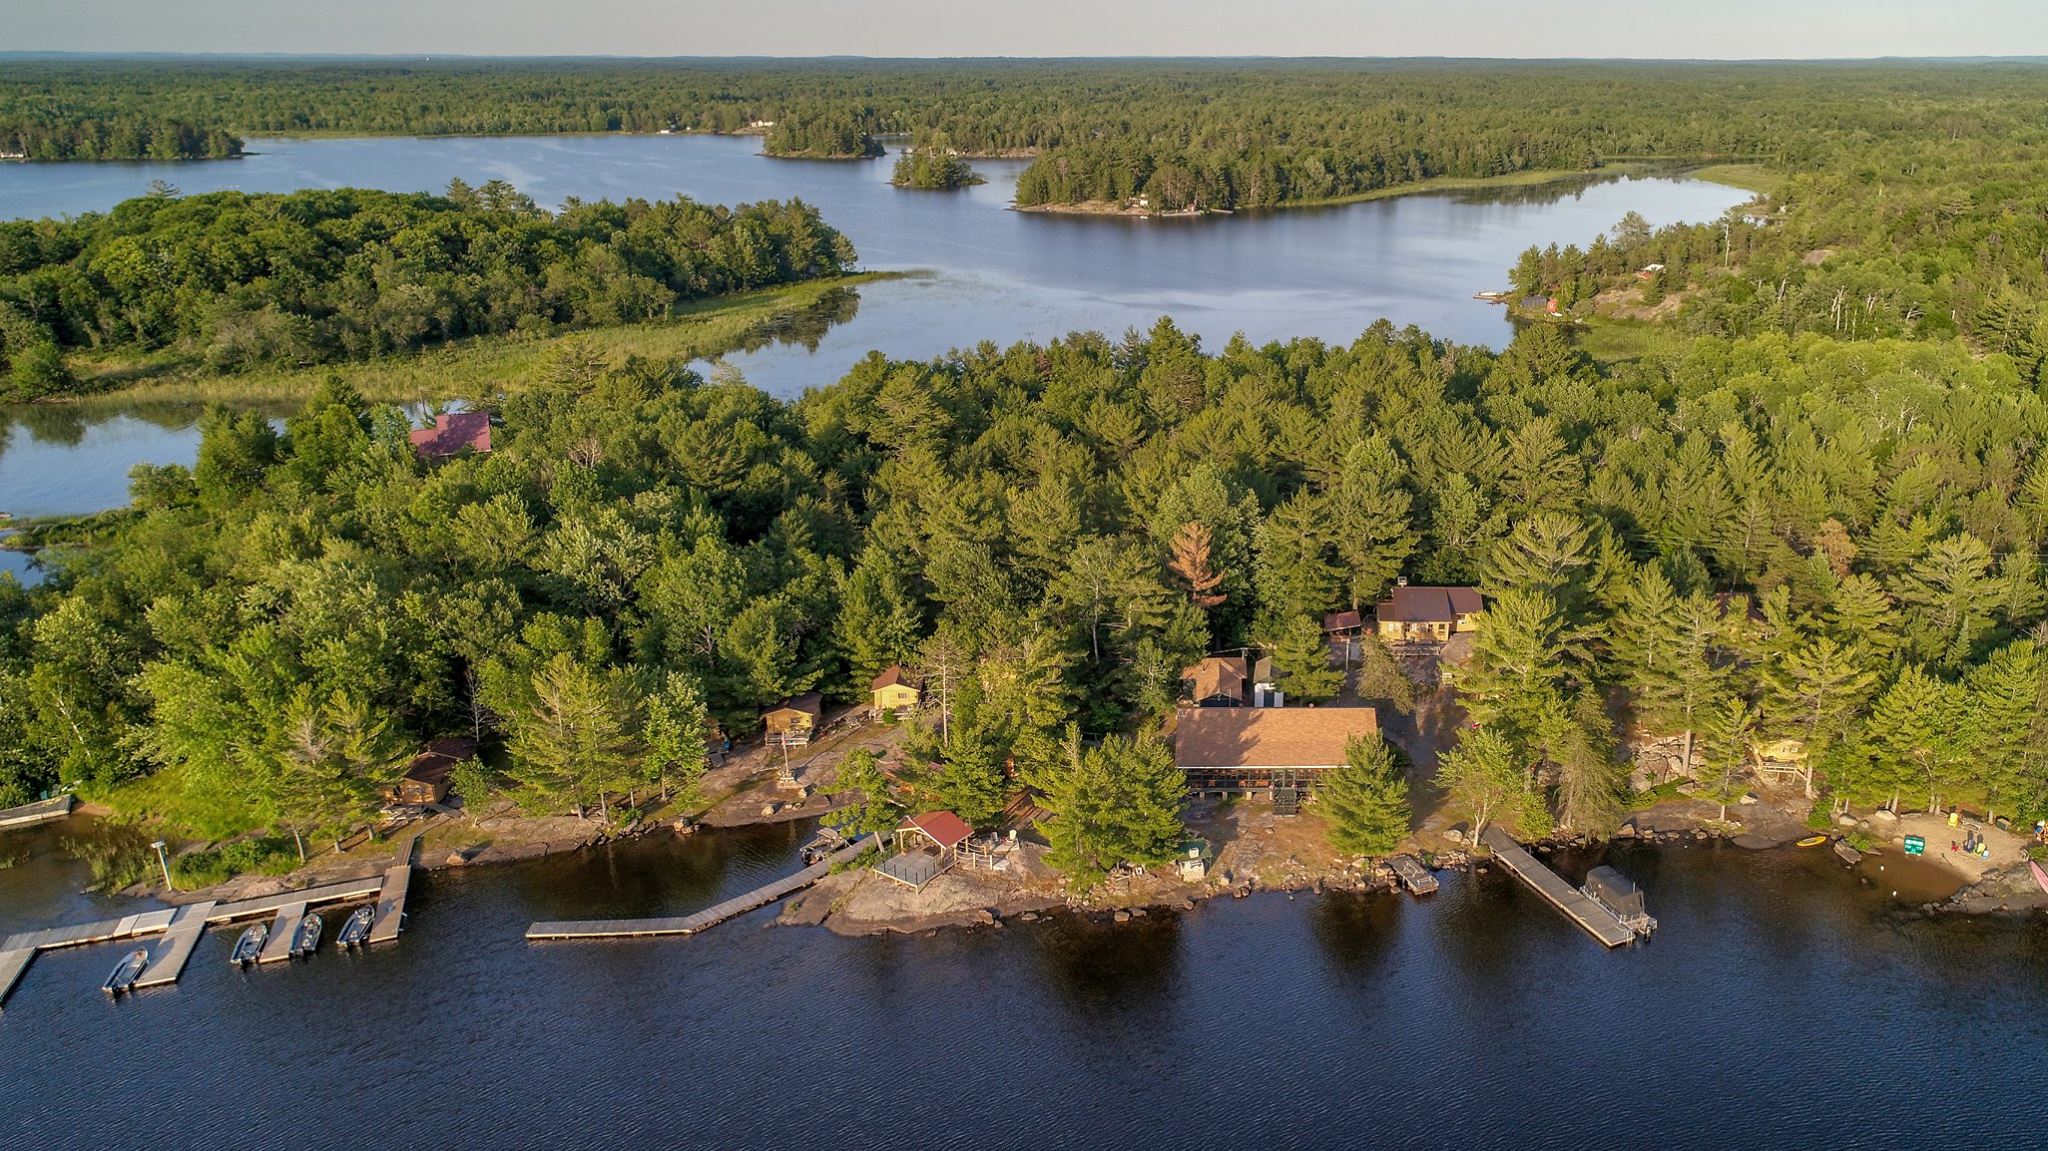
0,817,2044,1149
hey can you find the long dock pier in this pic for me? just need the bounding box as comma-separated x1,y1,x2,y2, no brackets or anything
527,835,869,941
1478,826,1638,948
0,860,413,1007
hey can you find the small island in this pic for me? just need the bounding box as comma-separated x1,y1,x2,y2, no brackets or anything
890,138,985,190
762,113,885,160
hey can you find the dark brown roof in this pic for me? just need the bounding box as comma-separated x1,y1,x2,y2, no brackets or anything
902,810,973,848
1173,707,1377,769
871,665,922,691
1375,586,1482,624
409,412,493,459
1323,609,1364,633
765,692,823,720
401,736,477,785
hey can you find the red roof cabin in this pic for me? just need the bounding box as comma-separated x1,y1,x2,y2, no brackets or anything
409,412,493,460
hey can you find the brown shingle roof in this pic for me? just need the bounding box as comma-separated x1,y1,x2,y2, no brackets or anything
1375,586,1481,623
871,665,922,691
902,810,973,849
765,691,823,720
1173,707,1377,769
1323,609,1363,633
400,736,477,785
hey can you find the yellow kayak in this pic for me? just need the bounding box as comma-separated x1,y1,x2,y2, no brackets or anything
1796,835,1829,848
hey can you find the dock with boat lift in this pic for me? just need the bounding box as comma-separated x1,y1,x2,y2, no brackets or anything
1479,826,1638,948
527,835,870,941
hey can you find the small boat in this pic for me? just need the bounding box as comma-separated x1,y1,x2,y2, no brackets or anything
2031,860,2048,896
289,912,323,958
1796,835,1829,848
103,947,150,995
229,922,269,966
337,906,375,948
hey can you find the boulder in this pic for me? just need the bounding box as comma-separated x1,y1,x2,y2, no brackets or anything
1738,792,1760,806
1112,910,1131,923
1869,809,1900,828
445,851,470,867
1616,823,1637,839
1837,814,1859,828
760,803,780,817
1443,827,1465,844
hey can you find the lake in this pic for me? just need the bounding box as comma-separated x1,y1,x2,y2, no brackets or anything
0,135,1742,518
1,815,2043,1150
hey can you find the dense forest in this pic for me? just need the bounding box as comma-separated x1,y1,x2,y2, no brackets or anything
0,183,855,399
6,315,2048,865
9,58,2048,209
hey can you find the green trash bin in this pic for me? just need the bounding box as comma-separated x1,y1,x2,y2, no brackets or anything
1904,835,1925,855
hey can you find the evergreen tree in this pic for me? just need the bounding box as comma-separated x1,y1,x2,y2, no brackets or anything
827,749,904,840
1316,732,1411,856
1267,613,1342,704
1031,729,1185,891
508,653,641,824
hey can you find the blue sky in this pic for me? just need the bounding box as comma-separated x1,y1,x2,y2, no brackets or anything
6,0,2044,58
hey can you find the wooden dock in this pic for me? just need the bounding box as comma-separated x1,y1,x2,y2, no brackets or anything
527,835,869,941
367,863,410,944
0,948,33,1008
255,902,307,964
1479,826,1637,948
2,907,178,953
135,901,216,989
0,794,75,831
1388,853,1439,895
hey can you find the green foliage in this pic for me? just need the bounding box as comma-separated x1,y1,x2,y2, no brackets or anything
1267,614,1342,704
1435,727,1547,840
0,185,854,395
826,749,903,840
1031,729,1187,891
170,837,300,887
1316,733,1412,857
891,139,983,189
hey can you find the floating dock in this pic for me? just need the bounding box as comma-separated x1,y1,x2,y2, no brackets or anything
527,835,869,941
134,901,216,989
0,794,76,831
0,859,412,1005
1479,826,1638,948
1388,854,1439,895
255,902,307,964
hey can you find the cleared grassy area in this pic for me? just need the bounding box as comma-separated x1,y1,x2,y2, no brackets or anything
1684,162,1782,195
1574,319,1685,367
62,273,892,407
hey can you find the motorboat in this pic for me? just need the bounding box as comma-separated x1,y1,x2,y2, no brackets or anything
103,947,150,995
289,912,323,958
337,906,375,948
229,922,268,966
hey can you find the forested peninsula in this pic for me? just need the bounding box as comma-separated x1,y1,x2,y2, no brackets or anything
0,183,855,399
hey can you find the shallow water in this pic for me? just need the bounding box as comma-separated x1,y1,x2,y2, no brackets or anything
1,817,2042,1151
0,136,1741,519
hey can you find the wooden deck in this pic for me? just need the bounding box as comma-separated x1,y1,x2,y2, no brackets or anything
1479,826,1637,948
527,835,868,941
255,902,307,964
0,794,75,831
1388,853,1440,895
2,907,178,953
207,875,386,924
135,901,216,989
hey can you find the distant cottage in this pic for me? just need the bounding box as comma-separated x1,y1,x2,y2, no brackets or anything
409,412,493,460
387,737,478,806
763,692,823,747
1182,653,1279,708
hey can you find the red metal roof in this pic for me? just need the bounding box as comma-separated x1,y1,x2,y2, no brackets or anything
902,810,973,849
1375,586,1481,623
409,412,493,458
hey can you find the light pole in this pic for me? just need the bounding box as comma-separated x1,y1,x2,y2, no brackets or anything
151,839,173,891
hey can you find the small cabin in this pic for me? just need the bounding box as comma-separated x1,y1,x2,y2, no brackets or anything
387,737,478,806
870,666,923,715
1322,609,1364,639
763,692,823,747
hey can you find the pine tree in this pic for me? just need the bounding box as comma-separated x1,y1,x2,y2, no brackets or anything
1327,435,1418,610
1761,634,1878,798
642,670,710,806
1696,696,1759,820
1864,665,1964,813
826,749,904,840
1316,732,1411,856
1482,511,1594,617
1959,642,2047,821
1458,588,1574,743
1253,493,1339,627
1166,520,1227,610
1031,728,1186,890
508,653,640,825
1267,613,1342,704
